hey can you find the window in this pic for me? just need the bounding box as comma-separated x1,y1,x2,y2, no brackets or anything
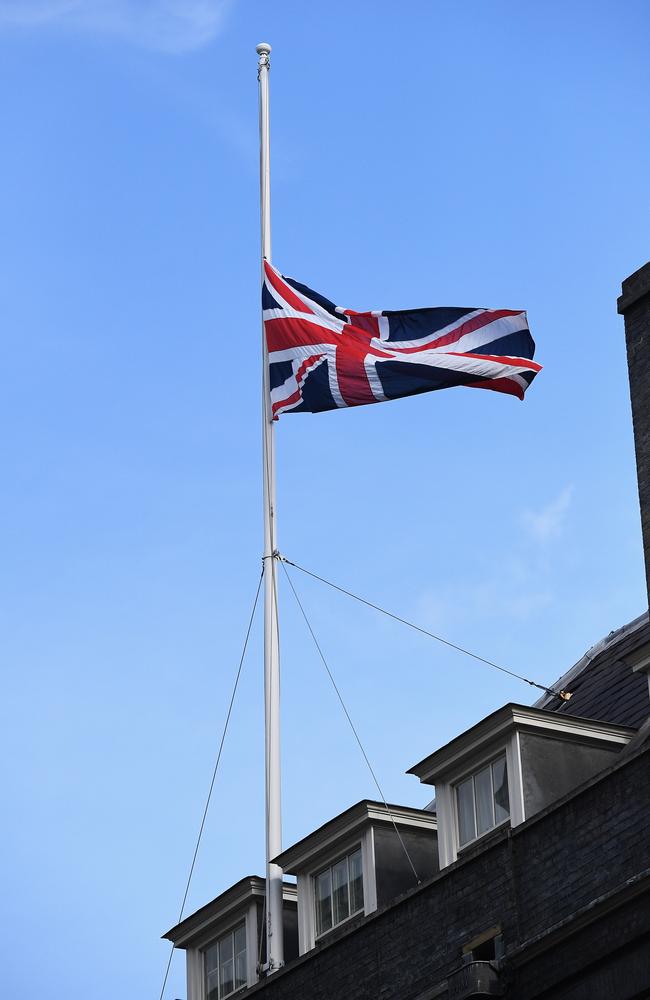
455,754,510,848
313,847,364,937
463,926,504,963
204,922,247,1000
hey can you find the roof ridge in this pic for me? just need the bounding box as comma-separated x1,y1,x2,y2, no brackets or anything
535,611,649,710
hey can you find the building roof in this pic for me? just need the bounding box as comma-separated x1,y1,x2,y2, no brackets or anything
272,799,437,873
406,703,636,785
535,611,650,728
163,875,297,948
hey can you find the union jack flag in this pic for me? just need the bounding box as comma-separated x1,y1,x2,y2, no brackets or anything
263,261,541,419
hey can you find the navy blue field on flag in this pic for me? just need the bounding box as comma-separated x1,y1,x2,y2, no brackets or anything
262,262,541,419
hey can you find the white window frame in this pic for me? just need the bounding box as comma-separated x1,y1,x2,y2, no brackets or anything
313,845,365,939
203,920,248,1000
185,903,259,1000
436,733,525,869
454,751,510,850
296,827,377,954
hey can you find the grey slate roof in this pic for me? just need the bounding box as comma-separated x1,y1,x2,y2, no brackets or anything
537,611,650,729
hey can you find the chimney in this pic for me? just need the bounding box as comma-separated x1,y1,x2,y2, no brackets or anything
618,262,650,608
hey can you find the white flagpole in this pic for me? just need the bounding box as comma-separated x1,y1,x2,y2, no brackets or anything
257,41,284,974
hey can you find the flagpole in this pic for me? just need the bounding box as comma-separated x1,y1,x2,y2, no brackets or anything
257,41,284,974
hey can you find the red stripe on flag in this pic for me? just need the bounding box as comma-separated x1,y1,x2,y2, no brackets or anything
466,377,526,400
264,262,314,315
271,353,325,419
272,388,301,418
341,322,392,359
448,351,542,372
295,354,324,383
410,309,525,353
335,348,377,406
265,316,339,352
344,311,381,338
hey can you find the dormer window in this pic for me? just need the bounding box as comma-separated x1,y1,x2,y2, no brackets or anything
162,875,298,1000
273,801,437,954
408,704,635,869
456,754,510,848
204,921,247,1000
314,846,364,937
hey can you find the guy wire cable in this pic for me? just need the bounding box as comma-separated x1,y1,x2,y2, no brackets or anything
158,570,263,1000
279,558,422,886
277,554,571,701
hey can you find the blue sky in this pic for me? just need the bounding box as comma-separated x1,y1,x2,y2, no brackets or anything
1,1,649,997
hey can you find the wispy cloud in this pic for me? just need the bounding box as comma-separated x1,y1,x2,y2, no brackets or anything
414,487,576,633
522,485,574,543
416,567,553,633
0,0,234,52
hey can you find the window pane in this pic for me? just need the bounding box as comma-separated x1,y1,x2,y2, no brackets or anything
220,960,234,997
234,923,247,989
206,970,219,1000
220,932,233,965
315,868,333,936
235,951,247,990
457,777,476,846
492,756,510,824
234,922,246,958
475,764,494,835
205,943,219,975
220,933,234,997
332,857,350,925
349,849,364,914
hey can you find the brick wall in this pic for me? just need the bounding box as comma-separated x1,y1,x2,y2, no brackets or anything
244,746,650,1000
619,262,650,608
